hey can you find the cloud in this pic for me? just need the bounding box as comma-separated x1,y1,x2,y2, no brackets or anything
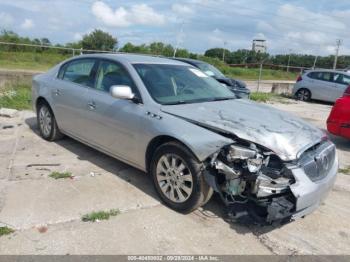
171,4,194,15
213,28,221,34
0,12,14,27
21,18,34,29
73,32,83,41
255,3,348,55
91,1,165,27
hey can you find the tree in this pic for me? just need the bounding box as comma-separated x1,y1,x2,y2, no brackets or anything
40,38,51,46
204,48,230,60
81,29,117,51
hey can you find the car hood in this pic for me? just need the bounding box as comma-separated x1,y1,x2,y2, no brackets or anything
161,99,324,161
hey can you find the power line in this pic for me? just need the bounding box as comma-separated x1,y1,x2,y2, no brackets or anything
0,41,118,54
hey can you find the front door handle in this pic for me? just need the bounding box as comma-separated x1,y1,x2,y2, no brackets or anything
54,89,61,96
88,101,96,110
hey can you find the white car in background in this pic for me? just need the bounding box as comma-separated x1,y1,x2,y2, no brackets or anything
293,70,350,102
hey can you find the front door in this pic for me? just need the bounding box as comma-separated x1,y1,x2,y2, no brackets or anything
83,59,144,165
333,73,350,102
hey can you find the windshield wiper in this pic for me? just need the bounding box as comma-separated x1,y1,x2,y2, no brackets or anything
209,97,236,102
163,100,189,105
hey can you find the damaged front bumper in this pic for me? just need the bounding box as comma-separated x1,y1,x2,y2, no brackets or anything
205,140,338,225
288,154,338,220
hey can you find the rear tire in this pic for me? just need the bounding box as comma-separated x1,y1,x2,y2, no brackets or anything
37,102,64,141
295,88,311,101
150,142,212,213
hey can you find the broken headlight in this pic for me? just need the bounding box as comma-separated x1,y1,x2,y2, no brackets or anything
213,142,293,200
227,144,266,173
247,157,263,173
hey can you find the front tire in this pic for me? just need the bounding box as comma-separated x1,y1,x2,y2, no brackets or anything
295,88,311,101
150,142,212,213
37,102,63,141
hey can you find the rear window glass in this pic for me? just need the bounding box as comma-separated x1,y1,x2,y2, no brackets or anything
60,59,96,87
308,71,332,81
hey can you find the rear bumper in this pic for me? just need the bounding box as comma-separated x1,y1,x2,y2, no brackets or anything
289,152,338,220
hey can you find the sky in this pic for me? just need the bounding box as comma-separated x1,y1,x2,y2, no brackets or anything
0,0,349,55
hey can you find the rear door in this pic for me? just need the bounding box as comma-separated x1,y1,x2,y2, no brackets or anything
83,59,144,164
51,58,98,137
307,71,334,101
333,73,350,102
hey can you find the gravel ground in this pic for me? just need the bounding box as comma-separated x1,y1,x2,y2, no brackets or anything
0,100,349,255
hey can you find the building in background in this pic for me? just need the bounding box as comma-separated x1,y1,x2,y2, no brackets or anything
252,39,267,53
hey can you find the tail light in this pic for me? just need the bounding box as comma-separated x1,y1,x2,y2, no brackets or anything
296,75,302,82
344,85,350,96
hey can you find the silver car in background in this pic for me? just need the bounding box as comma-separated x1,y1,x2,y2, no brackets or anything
32,54,338,224
293,69,350,102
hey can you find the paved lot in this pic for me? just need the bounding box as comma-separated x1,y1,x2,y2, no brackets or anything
0,100,349,255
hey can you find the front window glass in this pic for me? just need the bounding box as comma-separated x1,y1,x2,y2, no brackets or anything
133,64,235,105
95,61,134,92
196,63,225,78
343,75,350,85
334,73,350,85
62,59,95,87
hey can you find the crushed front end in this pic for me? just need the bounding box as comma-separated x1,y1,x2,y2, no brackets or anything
204,139,338,225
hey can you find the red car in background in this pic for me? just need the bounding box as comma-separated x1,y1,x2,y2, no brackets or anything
327,86,350,139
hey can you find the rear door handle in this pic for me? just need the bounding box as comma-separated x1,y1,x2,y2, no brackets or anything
88,101,96,110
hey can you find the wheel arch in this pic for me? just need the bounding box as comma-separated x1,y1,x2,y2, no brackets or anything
35,96,51,111
145,135,200,173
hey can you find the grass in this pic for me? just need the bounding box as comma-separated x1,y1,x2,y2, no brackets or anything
0,50,298,81
339,167,350,175
0,82,32,110
250,92,292,103
0,226,15,237
49,171,73,179
199,55,298,81
82,209,121,222
0,50,69,71
220,66,298,81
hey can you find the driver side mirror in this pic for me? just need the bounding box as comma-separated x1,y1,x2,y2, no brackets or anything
110,85,135,100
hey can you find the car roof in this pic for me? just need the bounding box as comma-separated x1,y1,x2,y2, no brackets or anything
71,53,189,66
305,69,350,75
172,57,207,66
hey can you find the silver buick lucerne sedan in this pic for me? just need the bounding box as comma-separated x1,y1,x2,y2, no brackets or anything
32,54,338,224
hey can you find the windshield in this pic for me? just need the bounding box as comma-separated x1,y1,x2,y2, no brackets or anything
133,63,235,105
196,63,225,78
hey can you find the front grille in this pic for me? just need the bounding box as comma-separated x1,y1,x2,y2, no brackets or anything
299,141,336,182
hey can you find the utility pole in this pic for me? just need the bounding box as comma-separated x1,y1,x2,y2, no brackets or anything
313,55,318,69
222,41,227,62
257,57,268,92
287,49,292,72
257,62,263,92
333,39,342,70
173,20,185,58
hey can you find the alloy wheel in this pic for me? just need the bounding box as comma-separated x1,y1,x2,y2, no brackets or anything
39,106,52,137
156,154,193,203
297,89,310,101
